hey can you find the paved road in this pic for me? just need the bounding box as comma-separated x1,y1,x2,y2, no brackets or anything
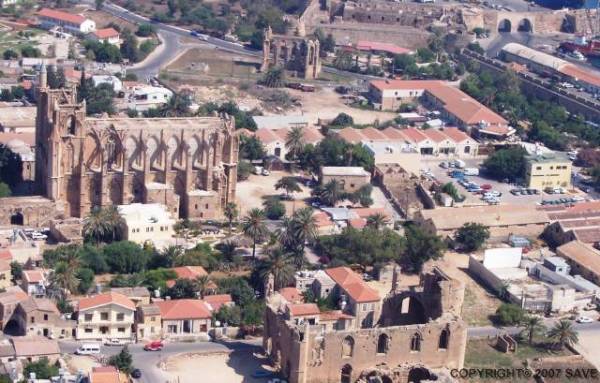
59,338,262,383
468,319,600,339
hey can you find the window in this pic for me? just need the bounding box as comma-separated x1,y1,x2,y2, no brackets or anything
101,312,109,320
30,316,35,323
362,304,367,312
151,317,156,322
410,333,421,352
536,166,542,170
84,314,93,321
205,204,209,209
43,314,48,321
195,204,198,209
342,336,354,358
168,325,177,333
116,313,124,321
439,329,449,349
117,327,125,333
377,334,389,354
84,328,93,333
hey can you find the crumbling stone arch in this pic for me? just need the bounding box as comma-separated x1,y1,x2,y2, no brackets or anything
518,18,533,32
498,19,512,33
342,335,354,357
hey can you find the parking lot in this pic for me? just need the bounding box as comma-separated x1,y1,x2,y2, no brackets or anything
421,157,589,207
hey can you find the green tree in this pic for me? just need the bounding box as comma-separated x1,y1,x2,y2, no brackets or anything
290,207,317,267
455,223,490,252
108,346,133,374
257,247,295,290
120,29,139,62
83,206,123,244
333,50,353,71
239,135,266,160
483,146,527,182
165,278,198,298
23,359,59,379
330,112,354,127
366,213,390,230
495,303,525,326
275,176,302,199
548,320,578,350
237,160,253,181
195,275,211,298
76,268,95,294
285,126,305,161
3,49,18,60
263,197,286,220
103,241,150,274
10,261,22,281
521,315,546,345
0,144,23,187
49,261,80,295
242,208,268,260
20,45,41,58
47,66,66,89
0,182,10,197
316,179,344,206
259,67,285,88
224,202,239,235
403,224,445,272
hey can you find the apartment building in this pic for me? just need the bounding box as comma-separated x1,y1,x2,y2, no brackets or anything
525,152,572,190
76,293,136,341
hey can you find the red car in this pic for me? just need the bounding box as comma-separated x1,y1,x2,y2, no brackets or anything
481,184,492,190
144,341,164,351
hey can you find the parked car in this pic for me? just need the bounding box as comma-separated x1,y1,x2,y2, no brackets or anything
31,232,48,240
464,167,479,176
104,338,127,346
131,369,142,379
480,184,492,190
144,341,164,351
576,316,593,323
261,168,270,176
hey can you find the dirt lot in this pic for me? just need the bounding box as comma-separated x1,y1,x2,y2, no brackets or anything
235,171,312,216
83,9,137,31
166,47,259,80
163,351,268,383
435,252,502,327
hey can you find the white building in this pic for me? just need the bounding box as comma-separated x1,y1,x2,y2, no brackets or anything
37,8,96,35
91,75,123,92
252,115,310,130
118,203,175,247
249,126,324,160
128,86,173,111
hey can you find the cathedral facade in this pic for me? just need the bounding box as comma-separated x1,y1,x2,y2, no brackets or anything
35,67,239,220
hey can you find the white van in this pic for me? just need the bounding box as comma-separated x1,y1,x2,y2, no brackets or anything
453,159,466,169
464,167,479,176
75,343,101,355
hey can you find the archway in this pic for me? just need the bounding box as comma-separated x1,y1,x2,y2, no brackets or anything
498,19,512,33
382,376,393,383
377,334,389,354
342,336,354,357
10,212,23,225
408,367,434,383
518,18,532,32
3,319,22,336
439,328,449,350
341,364,352,383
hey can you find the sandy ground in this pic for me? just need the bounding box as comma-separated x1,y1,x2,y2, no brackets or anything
163,351,268,383
65,355,102,375
282,87,395,125
235,171,312,216
436,252,503,327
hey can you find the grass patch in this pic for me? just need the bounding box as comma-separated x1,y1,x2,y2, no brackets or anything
461,287,498,327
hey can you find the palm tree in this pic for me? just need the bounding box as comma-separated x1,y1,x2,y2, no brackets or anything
260,67,285,88
285,127,305,161
50,261,80,295
223,202,239,235
242,208,268,261
547,320,578,350
521,316,545,345
290,207,317,268
195,275,211,298
275,177,302,199
102,205,123,241
161,245,183,267
366,213,390,230
258,248,295,291
277,216,298,252
83,207,109,244
318,179,343,206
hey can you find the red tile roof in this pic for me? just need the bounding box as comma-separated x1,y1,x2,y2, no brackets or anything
279,287,304,303
421,128,449,143
348,218,367,229
78,292,136,311
202,294,232,311
381,127,409,141
402,127,429,143
325,267,380,303
560,64,600,88
171,266,208,280
90,366,121,383
0,249,12,261
356,41,412,55
155,299,211,320
440,127,470,143
93,28,119,39
426,86,508,126
288,303,320,316
369,79,443,91
335,127,365,144
360,127,388,141
23,269,45,283
37,8,86,25
319,310,354,321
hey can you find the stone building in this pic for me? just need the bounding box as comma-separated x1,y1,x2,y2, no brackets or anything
263,265,467,383
261,26,321,80
34,64,239,220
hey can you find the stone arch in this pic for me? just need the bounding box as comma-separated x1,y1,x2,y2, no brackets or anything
188,136,201,167
407,367,433,383
10,212,23,225
132,177,144,203
341,364,352,383
410,332,422,352
377,333,389,354
85,134,102,171
146,136,163,170
109,177,122,205
342,336,354,358
167,135,182,168
498,19,512,33
105,132,122,170
518,18,533,32
438,327,450,349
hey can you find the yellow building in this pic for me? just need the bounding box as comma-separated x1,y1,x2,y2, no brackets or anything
525,152,572,190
